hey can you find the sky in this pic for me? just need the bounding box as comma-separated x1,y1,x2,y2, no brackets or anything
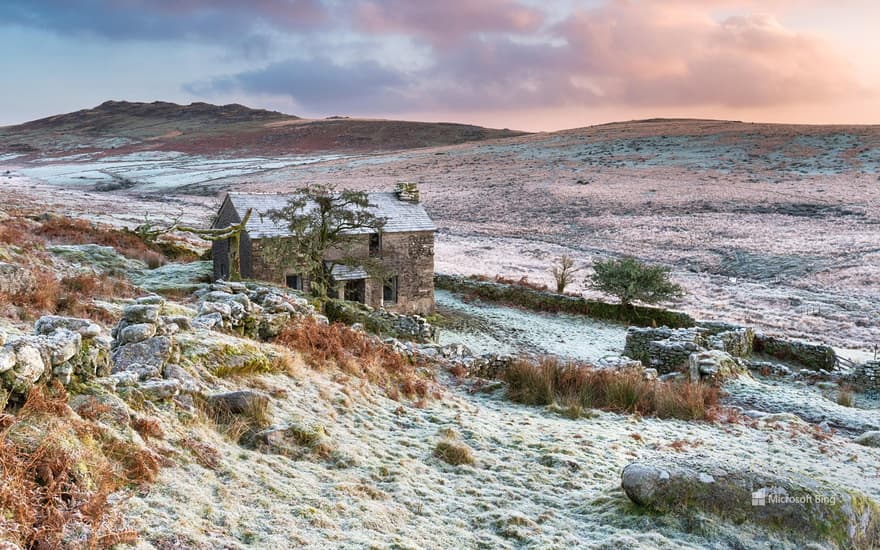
1,0,878,131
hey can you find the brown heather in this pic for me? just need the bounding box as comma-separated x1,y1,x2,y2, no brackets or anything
274,317,435,400
0,384,161,548
505,356,720,421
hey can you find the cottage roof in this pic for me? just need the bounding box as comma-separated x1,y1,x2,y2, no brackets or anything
219,192,436,238
327,262,369,281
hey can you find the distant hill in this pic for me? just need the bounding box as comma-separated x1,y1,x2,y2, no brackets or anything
0,100,527,158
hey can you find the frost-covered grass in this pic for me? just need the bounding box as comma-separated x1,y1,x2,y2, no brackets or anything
120,356,880,549
436,290,627,361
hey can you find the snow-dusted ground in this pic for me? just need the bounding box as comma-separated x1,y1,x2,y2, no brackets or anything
6,151,347,194
4,119,879,350
125,351,880,549
436,289,627,362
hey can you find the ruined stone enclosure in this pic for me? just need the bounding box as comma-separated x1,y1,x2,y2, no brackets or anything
211,184,437,316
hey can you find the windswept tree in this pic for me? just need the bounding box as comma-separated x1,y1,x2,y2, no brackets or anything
549,255,580,294
587,256,683,308
266,184,386,298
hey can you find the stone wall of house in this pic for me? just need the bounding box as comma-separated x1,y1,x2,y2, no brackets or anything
247,230,435,316
378,231,435,315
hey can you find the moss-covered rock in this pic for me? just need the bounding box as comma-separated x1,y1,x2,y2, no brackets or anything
621,461,880,548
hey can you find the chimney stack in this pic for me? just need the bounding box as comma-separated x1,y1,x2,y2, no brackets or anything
395,181,420,203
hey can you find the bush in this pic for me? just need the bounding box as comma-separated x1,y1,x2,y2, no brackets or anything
505,357,719,421
587,256,683,308
550,255,580,294
1,268,134,323
274,317,436,400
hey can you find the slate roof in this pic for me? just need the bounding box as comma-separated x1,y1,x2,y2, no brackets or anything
219,192,436,238
327,262,369,281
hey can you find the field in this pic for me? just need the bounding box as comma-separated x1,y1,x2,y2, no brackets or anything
4,118,878,352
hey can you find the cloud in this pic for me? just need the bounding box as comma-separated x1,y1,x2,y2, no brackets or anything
186,57,412,113
0,0,328,42
556,4,858,108
352,0,545,46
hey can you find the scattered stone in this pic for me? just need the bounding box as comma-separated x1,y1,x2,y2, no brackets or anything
111,336,172,372
122,304,160,324
688,349,745,384
117,323,157,346
135,379,181,400
34,315,102,338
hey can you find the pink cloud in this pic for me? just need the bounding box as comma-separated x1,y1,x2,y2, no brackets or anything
553,2,861,108
353,0,545,46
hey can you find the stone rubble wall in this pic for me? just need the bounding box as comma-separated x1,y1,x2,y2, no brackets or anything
325,298,437,343
0,315,111,407
192,281,319,340
753,334,837,371
435,274,696,328
847,360,880,391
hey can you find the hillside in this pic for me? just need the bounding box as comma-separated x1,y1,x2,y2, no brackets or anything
2,212,880,548
0,100,527,158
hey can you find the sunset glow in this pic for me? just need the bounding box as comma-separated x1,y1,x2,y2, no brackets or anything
1,0,878,130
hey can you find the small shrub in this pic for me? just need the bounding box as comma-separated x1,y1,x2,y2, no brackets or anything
550,255,580,294
587,256,684,308
434,431,475,466
131,416,165,441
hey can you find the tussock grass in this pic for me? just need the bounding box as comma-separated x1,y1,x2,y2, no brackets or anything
837,385,855,407
202,394,272,445
0,383,161,548
274,317,435,400
433,429,475,466
505,357,720,421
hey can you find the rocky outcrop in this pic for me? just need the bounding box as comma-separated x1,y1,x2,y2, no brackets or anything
192,281,316,339
0,315,111,407
622,460,880,548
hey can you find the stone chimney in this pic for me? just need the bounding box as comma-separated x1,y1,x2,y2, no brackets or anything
395,181,420,203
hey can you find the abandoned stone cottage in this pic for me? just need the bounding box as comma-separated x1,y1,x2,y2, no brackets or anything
211,184,436,315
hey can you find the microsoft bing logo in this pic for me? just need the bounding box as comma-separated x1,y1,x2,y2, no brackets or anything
751,489,766,506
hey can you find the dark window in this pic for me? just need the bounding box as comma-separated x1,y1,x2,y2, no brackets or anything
369,232,381,256
344,279,366,303
285,274,302,290
383,276,398,304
